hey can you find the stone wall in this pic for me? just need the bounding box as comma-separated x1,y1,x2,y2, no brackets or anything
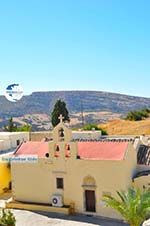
30,132,53,141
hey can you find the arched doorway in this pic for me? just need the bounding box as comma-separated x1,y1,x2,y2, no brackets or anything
82,176,96,212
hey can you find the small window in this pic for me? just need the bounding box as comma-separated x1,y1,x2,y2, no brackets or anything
56,178,64,189
16,140,20,146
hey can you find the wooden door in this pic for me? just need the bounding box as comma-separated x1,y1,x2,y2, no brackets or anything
85,190,96,212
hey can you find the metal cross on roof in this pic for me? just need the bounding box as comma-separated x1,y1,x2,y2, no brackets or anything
58,114,64,123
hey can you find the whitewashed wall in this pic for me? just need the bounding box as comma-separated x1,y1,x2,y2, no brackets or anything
0,132,29,151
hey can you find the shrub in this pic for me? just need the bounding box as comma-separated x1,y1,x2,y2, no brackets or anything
0,209,16,226
82,124,108,135
125,108,150,121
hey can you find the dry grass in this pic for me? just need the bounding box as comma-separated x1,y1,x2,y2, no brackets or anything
99,118,150,135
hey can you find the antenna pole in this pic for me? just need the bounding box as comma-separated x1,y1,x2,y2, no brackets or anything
81,99,84,127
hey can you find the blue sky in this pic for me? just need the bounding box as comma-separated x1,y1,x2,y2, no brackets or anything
0,0,150,97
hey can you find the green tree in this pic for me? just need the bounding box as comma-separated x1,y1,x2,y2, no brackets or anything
103,187,150,226
51,99,70,127
4,117,17,132
82,123,108,135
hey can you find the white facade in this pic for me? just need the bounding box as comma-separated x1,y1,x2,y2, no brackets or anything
0,132,29,151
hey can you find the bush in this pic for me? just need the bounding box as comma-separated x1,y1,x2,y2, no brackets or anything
0,209,16,226
125,108,150,121
82,124,108,135
82,124,99,131
99,127,108,135
16,124,31,132
4,117,31,132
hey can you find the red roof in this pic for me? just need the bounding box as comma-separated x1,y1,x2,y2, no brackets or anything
15,142,49,158
77,141,128,160
15,141,129,160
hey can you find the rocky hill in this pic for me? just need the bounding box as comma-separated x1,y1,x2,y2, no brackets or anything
0,91,150,117
1,90,150,130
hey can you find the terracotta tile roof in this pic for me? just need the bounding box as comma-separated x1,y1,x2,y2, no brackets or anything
77,141,129,160
14,141,129,160
14,141,49,157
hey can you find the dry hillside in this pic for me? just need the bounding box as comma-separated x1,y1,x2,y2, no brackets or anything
1,90,150,118
100,119,150,135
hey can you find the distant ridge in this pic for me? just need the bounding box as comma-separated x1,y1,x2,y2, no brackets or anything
0,90,150,118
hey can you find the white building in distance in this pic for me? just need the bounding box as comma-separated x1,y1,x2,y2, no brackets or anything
0,132,29,153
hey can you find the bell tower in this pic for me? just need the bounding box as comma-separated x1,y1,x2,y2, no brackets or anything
48,115,77,161
52,114,72,143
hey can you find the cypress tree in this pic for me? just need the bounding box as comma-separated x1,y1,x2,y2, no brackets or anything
51,99,70,127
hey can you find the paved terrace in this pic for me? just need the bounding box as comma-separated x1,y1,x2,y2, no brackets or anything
12,210,129,226
0,193,129,226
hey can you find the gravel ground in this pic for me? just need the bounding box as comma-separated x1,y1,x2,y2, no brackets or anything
11,209,129,226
